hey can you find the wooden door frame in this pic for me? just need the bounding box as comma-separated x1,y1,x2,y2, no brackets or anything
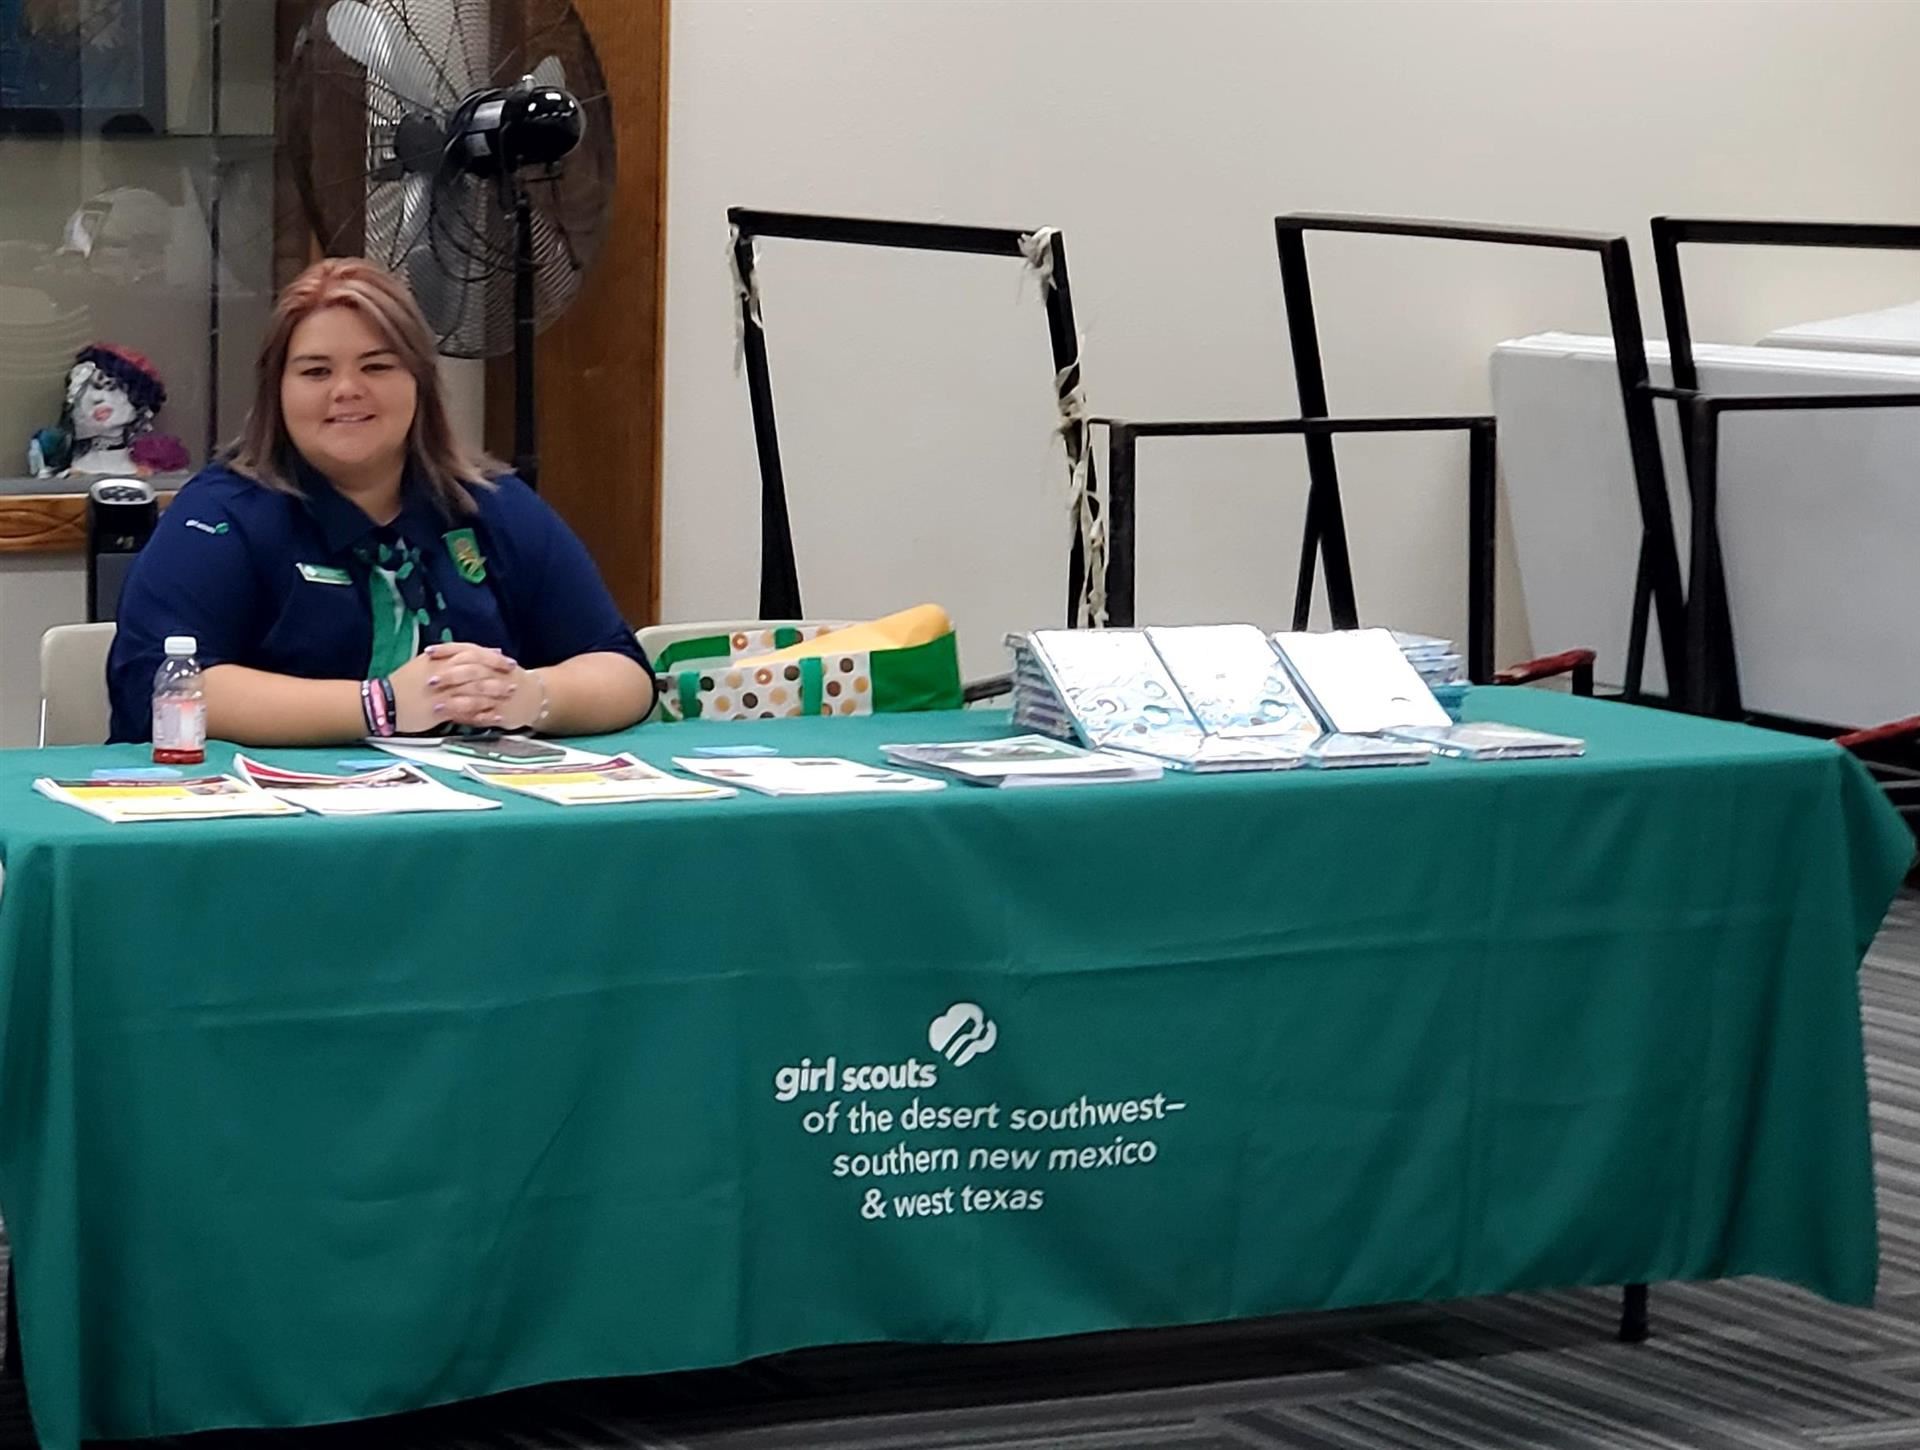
486,0,670,627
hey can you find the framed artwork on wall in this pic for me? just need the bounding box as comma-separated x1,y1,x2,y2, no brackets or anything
0,0,167,136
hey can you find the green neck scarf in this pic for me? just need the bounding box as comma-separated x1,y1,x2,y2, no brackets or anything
356,532,454,680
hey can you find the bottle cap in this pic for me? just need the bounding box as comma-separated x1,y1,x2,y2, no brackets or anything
164,635,198,657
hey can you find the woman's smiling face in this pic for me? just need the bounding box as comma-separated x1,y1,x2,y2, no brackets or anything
280,304,419,487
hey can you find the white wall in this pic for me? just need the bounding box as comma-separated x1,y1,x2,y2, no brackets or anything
0,559,87,748
662,0,1920,675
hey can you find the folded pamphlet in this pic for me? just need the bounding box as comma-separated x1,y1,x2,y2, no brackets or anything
235,756,500,815
463,754,736,804
34,772,302,823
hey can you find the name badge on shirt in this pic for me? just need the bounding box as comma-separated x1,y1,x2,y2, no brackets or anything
296,563,352,586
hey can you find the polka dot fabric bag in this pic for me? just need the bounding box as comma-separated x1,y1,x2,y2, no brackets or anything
654,610,963,722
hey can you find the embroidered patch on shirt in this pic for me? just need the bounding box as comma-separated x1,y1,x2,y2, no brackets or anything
296,562,352,586
184,518,230,536
444,528,486,584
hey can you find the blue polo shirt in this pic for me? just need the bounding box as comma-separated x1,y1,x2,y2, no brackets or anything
106,460,652,743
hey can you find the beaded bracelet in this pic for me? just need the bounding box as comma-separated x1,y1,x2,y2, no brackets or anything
529,669,553,732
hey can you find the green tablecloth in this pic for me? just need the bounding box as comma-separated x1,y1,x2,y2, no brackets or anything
0,691,1909,1447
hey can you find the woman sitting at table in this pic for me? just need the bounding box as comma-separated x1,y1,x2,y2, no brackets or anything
106,258,655,744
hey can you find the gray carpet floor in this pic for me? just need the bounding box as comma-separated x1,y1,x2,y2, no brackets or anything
7,893,1919,1448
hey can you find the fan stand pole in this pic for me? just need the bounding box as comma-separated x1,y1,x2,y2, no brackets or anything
205,0,223,463
513,187,539,490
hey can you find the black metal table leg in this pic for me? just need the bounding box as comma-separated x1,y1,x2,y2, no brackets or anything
1619,1282,1650,1343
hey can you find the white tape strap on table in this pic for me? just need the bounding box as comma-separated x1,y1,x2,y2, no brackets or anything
1020,229,1105,627
729,226,764,374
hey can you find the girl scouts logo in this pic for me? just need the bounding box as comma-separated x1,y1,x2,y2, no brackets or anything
929,1003,997,1066
444,529,486,583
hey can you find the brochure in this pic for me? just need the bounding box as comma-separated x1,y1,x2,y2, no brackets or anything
235,756,500,815
34,773,302,823
464,754,737,804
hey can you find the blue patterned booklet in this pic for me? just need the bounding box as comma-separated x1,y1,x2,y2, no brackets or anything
1012,626,1316,772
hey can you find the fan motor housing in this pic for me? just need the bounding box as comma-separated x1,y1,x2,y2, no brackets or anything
450,83,583,178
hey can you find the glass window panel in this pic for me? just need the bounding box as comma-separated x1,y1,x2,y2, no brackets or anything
0,0,278,488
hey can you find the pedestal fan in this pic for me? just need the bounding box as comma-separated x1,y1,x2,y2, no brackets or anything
283,0,615,487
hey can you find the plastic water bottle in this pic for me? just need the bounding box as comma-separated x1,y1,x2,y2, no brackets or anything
152,635,207,765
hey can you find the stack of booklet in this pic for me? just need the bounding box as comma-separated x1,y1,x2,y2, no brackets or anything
1011,624,1321,772
1392,630,1469,716
881,735,1161,787
1011,625,1585,769
1392,630,1464,684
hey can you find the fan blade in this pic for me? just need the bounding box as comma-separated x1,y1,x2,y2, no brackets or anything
402,177,455,340
398,172,432,259
417,179,498,358
362,177,403,265
531,55,567,92
442,5,491,100
407,248,454,347
325,1,444,113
